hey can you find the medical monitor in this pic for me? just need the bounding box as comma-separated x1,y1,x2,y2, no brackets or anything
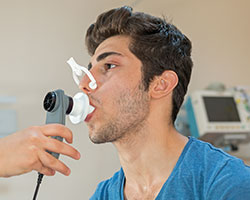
186,90,250,146
203,96,240,122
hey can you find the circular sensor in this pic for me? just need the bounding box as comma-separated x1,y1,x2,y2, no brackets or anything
43,92,56,112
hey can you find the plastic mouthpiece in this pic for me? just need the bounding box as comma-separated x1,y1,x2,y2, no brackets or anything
69,92,95,124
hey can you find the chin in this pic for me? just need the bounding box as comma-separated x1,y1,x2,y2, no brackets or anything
88,130,101,144
88,130,118,144
89,134,107,144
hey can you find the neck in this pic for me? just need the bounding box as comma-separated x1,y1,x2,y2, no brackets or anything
113,119,188,195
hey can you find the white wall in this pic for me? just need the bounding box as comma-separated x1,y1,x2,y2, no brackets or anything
0,0,250,199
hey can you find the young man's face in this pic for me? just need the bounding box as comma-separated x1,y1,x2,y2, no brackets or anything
80,35,150,144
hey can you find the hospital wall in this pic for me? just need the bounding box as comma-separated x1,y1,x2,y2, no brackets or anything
0,0,249,199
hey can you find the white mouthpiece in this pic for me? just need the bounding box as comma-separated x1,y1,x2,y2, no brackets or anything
69,92,95,124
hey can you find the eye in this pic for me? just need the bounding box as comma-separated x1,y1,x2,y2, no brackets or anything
105,63,117,70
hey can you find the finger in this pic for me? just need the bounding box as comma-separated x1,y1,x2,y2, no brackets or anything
44,137,81,160
38,150,71,176
39,124,73,144
37,167,55,176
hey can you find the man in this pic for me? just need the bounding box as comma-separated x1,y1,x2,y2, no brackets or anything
80,6,250,199
0,124,80,177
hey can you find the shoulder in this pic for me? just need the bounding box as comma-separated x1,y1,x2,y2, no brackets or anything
186,138,250,199
186,137,250,176
185,137,240,166
207,159,250,199
90,168,124,200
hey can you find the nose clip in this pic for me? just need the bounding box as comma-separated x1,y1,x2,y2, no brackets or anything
67,57,97,90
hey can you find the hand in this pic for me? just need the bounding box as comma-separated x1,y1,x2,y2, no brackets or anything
0,124,81,177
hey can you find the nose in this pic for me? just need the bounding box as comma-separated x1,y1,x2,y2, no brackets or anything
79,73,92,94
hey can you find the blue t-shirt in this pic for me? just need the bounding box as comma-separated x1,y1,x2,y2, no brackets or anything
90,137,250,199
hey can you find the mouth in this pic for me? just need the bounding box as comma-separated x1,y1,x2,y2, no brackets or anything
85,103,96,123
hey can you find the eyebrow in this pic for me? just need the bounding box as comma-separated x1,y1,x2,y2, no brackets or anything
88,51,122,70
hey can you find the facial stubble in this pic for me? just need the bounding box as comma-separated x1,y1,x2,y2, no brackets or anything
89,82,150,144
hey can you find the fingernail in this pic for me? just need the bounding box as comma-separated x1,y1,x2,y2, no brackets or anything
77,152,81,159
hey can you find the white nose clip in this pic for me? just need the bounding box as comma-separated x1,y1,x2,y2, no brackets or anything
67,57,97,90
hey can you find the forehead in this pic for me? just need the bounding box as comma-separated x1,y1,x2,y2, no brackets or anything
91,35,132,62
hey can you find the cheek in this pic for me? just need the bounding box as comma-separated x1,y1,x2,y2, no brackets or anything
92,81,116,107
95,82,125,114
93,71,141,108
96,75,128,96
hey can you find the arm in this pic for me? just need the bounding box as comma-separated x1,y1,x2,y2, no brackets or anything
0,124,80,177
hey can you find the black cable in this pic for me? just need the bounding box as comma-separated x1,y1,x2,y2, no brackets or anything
32,173,44,200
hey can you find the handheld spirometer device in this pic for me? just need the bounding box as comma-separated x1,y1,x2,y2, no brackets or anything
32,58,96,200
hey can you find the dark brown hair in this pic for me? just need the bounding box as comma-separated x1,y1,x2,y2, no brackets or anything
85,6,193,123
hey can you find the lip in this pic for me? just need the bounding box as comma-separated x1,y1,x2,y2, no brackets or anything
85,103,96,123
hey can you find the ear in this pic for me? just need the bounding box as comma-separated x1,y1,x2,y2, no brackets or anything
149,70,178,99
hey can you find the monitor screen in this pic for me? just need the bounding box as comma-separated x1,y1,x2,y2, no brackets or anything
203,96,241,122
